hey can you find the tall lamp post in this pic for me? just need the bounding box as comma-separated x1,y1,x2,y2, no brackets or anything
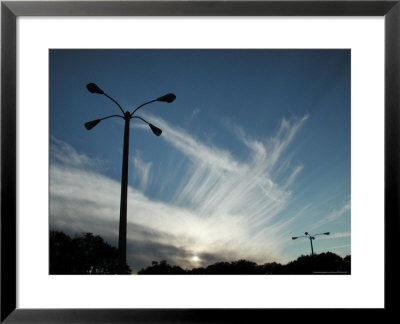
85,83,176,274
292,232,330,256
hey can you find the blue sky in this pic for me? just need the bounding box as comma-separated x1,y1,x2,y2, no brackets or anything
49,49,350,273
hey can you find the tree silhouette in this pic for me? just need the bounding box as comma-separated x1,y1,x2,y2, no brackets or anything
138,252,351,275
51,230,350,275
284,254,314,274
137,260,185,274
260,262,285,274
203,260,262,274
50,231,131,274
314,252,344,273
343,255,351,273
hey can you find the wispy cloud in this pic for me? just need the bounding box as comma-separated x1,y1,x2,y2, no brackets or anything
191,108,200,119
50,113,345,271
313,200,351,229
50,135,99,168
131,152,153,193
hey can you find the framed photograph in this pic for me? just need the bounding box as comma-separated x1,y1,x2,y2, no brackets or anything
1,0,398,322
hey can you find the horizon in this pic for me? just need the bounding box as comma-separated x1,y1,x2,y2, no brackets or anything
49,229,350,275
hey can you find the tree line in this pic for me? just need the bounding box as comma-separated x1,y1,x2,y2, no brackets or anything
50,230,350,275
138,253,350,274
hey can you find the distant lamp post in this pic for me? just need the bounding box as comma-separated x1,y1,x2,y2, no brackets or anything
85,82,176,274
292,232,330,256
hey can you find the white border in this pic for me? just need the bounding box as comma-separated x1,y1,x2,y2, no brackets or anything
17,17,384,308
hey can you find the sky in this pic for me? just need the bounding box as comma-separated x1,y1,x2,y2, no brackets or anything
49,49,351,273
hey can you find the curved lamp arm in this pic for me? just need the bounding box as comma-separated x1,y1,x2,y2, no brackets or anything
132,116,162,136
86,83,125,115
84,114,124,130
130,99,157,117
130,93,176,116
292,235,308,240
101,114,125,121
313,232,330,237
104,93,125,115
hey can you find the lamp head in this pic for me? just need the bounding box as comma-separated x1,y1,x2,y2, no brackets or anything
84,119,101,130
86,83,104,95
157,93,176,103
292,237,298,240
149,124,162,136
324,232,330,235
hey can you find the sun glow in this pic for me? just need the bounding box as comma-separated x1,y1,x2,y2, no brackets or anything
191,255,200,262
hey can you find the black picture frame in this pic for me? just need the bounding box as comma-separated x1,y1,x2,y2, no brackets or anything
1,0,399,322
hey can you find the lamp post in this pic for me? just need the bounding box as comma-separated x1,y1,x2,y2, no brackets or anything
85,83,176,274
291,232,330,256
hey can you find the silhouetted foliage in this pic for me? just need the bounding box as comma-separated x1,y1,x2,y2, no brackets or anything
314,252,344,273
138,252,351,275
50,230,350,275
261,262,285,274
279,252,351,274
137,260,185,274
203,260,262,274
50,231,131,274
343,255,351,273
204,261,232,274
189,267,207,274
284,254,314,274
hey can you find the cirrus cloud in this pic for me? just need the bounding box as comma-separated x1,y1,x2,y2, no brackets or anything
50,113,343,272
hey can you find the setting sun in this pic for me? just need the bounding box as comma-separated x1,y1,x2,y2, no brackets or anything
191,255,200,262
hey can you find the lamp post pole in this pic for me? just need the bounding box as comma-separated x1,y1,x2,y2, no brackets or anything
118,112,131,274
308,234,314,256
84,83,176,274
